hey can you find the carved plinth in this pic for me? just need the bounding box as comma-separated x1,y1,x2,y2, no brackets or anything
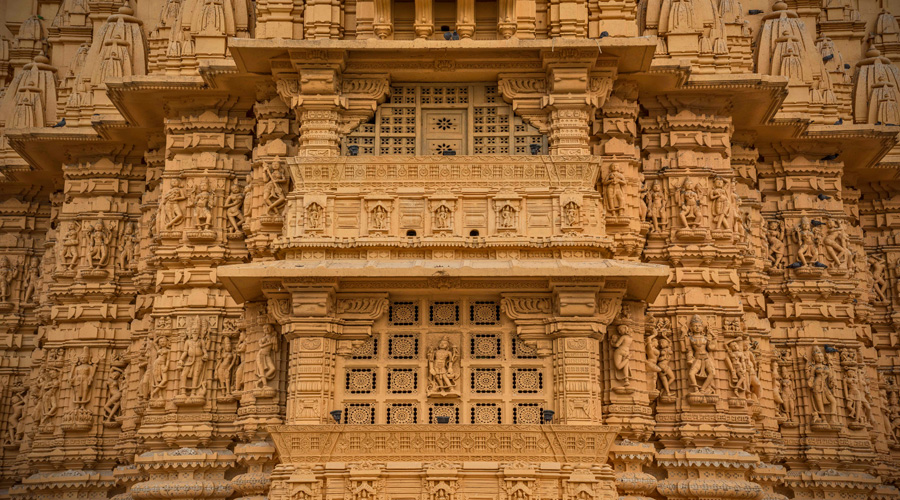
606,216,630,226
53,270,77,279
60,407,93,432
79,268,109,279
174,394,206,407
685,393,718,406
659,395,677,404
252,386,277,399
794,267,826,278
0,301,14,312
158,230,183,240
810,421,840,432
226,232,245,241
186,230,217,242
711,229,733,240
728,397,747,408
259,216,284,227
675,228,709,240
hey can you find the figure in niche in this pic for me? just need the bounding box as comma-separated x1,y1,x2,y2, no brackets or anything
499,204,515,229
102,367,125,425
306,203,324,230
150,337,171,399
137,337,155,402
611,325,633,386
264,166,287,216
766,221,786,268
870,253,889,301
822,218,851,268
427,336,460,394
37,367,60,426
563,201,581,227
69,348,97,406
605,164,627,218
178,324,209,399
370,205,388,231
844,366,870,427
656,327,676,397
792,216,821,267
162,178,187,229
190,178,215,231
709,177,732,230
216,335,236,396
772,359,786,417
804,346,838,424
745,339,762,399
0,256,18,302
22,258,41,303
434,205,452,230
681,315,716,394
117,222,137,271
725,338,750,398
87,220,111,269
233,330,249,395
676,178,703,229
62,222,81,269
256,324,279,389
645,181,666,232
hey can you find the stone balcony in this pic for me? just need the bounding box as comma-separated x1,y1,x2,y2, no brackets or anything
276,155,617,256
269,424,619,464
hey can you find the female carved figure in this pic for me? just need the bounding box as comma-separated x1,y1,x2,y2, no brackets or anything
870,254,889,301
38,369,60,426
844,367,869,426
427,337,460,393
371,205,388,230
612,325,633,385
725,339,750,398
102,368,125,424
563,202,580,227
5,383,25,445
117,222,136,271
62,223,80,269
264,166,287,215
434,205,451,230
793,216,820,267
306,203,324,230
645,181,666,232
682,315,716,394
22,259,39,303
216,335,236,395
87,220,111,269
69,348,97,406
780,364,797,421
256,324,279,388
822,218,851,268
804,346,838,424
190,179,214,231
709,177,731,230
605,164,627,217
656,330,676,397
233,330,248,395
677,178,703,229
766,221,786,268
178,325,209,398
163,179,187,229
150,337,171,399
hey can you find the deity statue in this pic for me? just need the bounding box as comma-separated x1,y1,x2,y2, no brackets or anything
709,177,732,230
427,336,460,394
102,367,125,425
371,205,388,230
4,382,26,445
117,222,137,271
563,202,580,227
611,325,633,385
87,220,111,269
233,330,250,395
681,315,716,394
162,178,187,229
822,218,851,268
22,259,39,303
0,256,18,302
150,336,171,400
676,178,703,229
844,366,870,427
780,364,797,422
499,204,515,228
307,203,324,230
37,366,61,426
645,180,666,232
766,221,786,269
804,346,838,424
178,324,209,399
190,178,215,231
256,324,279,389
725,338,750,398
605,164,627,217
69,347,97,406
434,205,451,230
792,216,821,267
216,335,236,396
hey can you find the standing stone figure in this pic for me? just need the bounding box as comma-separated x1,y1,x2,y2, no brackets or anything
162,178,187,229
223,183,245,235
645,181,666,232
69,347,97,406
676,178,703,229
0,256,18,302
682,315,717,394
605,164,627,217
87,220,111,269
22,259,39,303
190,178,215,231
256,324,278,389
793,216,820,267
766,221,786,269
216,335,236,396
804,346,838,424
150,336,171,400
178,324,209,399
102,367,126,425
427,336,460,394
611,325,633,385
709,177,731,230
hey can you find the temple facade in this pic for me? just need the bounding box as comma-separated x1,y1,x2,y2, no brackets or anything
0,0,900,498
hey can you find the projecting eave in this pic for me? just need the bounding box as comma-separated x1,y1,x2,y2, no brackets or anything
106,76,207,129
806,123,899,181
217,258,669,304
5,127,102,173
227,37,658,79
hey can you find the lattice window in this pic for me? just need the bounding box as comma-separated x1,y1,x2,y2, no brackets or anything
388,334,418,359
387,368,418,393
512,337,539,359
470,301,500,325
344,403,375,424
470,333,501,359
387,403,418,424
351,338,377,359
512,368,543,393
428,402,460,423
343,84,547,156
471,403,501,424
389,301,419,325
471,368,501,393
513,403,542,424
346,369,376,394
430,301,459,325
